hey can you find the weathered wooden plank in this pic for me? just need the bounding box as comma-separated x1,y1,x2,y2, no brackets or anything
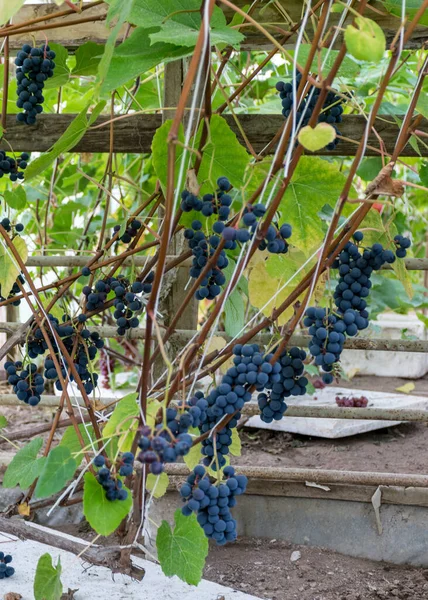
1,113,426,156
9,2,428,52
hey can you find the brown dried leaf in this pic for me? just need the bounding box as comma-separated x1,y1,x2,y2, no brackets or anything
371,176,404,197
61,590,79,600
4,593,23,600
17,502,30,516
186,169,200,196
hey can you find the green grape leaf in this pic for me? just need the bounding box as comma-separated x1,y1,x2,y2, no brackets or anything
147,472,169,498
3,186,27,210
73,42,104,76
224,289,245,338
102,392,139,458
3,437,46,489
59,424,95,458
344,17,386,63
0,1,25,25
34,554,63,600
298,123,336,152
292,46,361,80
128,0,243,48
157,509,208,585
44,43,70,89
24,101,106,180
0,236,28,301
229,428,241,457
0,415,7,428
384,0,428,26
279,156,354,251
35,446,77,499
101,27,192,94
83,472,132,536
420,161,428,186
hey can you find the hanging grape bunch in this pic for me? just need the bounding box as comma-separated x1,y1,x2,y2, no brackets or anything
94,453,134,501
304,230,411,384
5,360,45,406
0,553,14,579
15,44,56,125
276,70,347,150
0,151,30,181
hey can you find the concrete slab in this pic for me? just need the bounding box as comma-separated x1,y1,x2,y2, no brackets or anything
0,526,264,600
245,386,428,438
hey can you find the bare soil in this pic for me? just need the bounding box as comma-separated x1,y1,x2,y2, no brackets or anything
205,537,428,600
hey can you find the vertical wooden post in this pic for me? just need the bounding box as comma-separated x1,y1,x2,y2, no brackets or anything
160,61,199,331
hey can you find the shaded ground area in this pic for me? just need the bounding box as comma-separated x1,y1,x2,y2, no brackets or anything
205,537,428,600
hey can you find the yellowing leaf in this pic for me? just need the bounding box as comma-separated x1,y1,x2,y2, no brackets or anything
205,336,227,355
298,123,336,152
146,472,169,499
345,17,386,63
0,237,28,300
18,502,30,516
395,382,415,394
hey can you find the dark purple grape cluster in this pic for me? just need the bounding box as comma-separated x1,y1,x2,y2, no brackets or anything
111,273,154,335
166,392,208,434
0,553,14,579
180,177,232,220
95,456,129,502
112,219,142,244
184,220,228,301
0,151,30,181
137,425,193,475
15,44,56,125
258,223,292,254
180,465,247,545
332,231,394,320
276,71,346,150
94,452,134,479
394,234,411,258
0,217,25,233
258,346,308,423
5,360,44,406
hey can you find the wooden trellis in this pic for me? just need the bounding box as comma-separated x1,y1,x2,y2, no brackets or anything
1,2,428,509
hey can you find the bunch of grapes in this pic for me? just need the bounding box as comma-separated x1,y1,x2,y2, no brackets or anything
94,455,130,502
258,223,292,254
166,392,208,435
0,217,25,234
303,307,349,384
276,71,347,150
394,234,411,258
332,232,395,320
5,360,44,406
15,44,56,125
258,347,308,423
111,273,154,335
0,151,30,181
112,219,142,244
185,221,228,301
180,465,247,545
0,553,14,579
336,395,368,407
137,425,193,475
180,177,232,220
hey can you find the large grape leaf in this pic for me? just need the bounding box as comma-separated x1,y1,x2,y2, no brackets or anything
34,554,62,600
384,0,428,26
128,0,243,48
59,424,95,458
152,116,250,203
0,1,25,25
157,509,208,585
34,446,77,499
83,472,132,536
3,438,46,489
73,42,104,77
100,27,192,94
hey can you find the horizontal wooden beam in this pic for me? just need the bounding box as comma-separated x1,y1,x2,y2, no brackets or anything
1,113,425,156
11,2,427,51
